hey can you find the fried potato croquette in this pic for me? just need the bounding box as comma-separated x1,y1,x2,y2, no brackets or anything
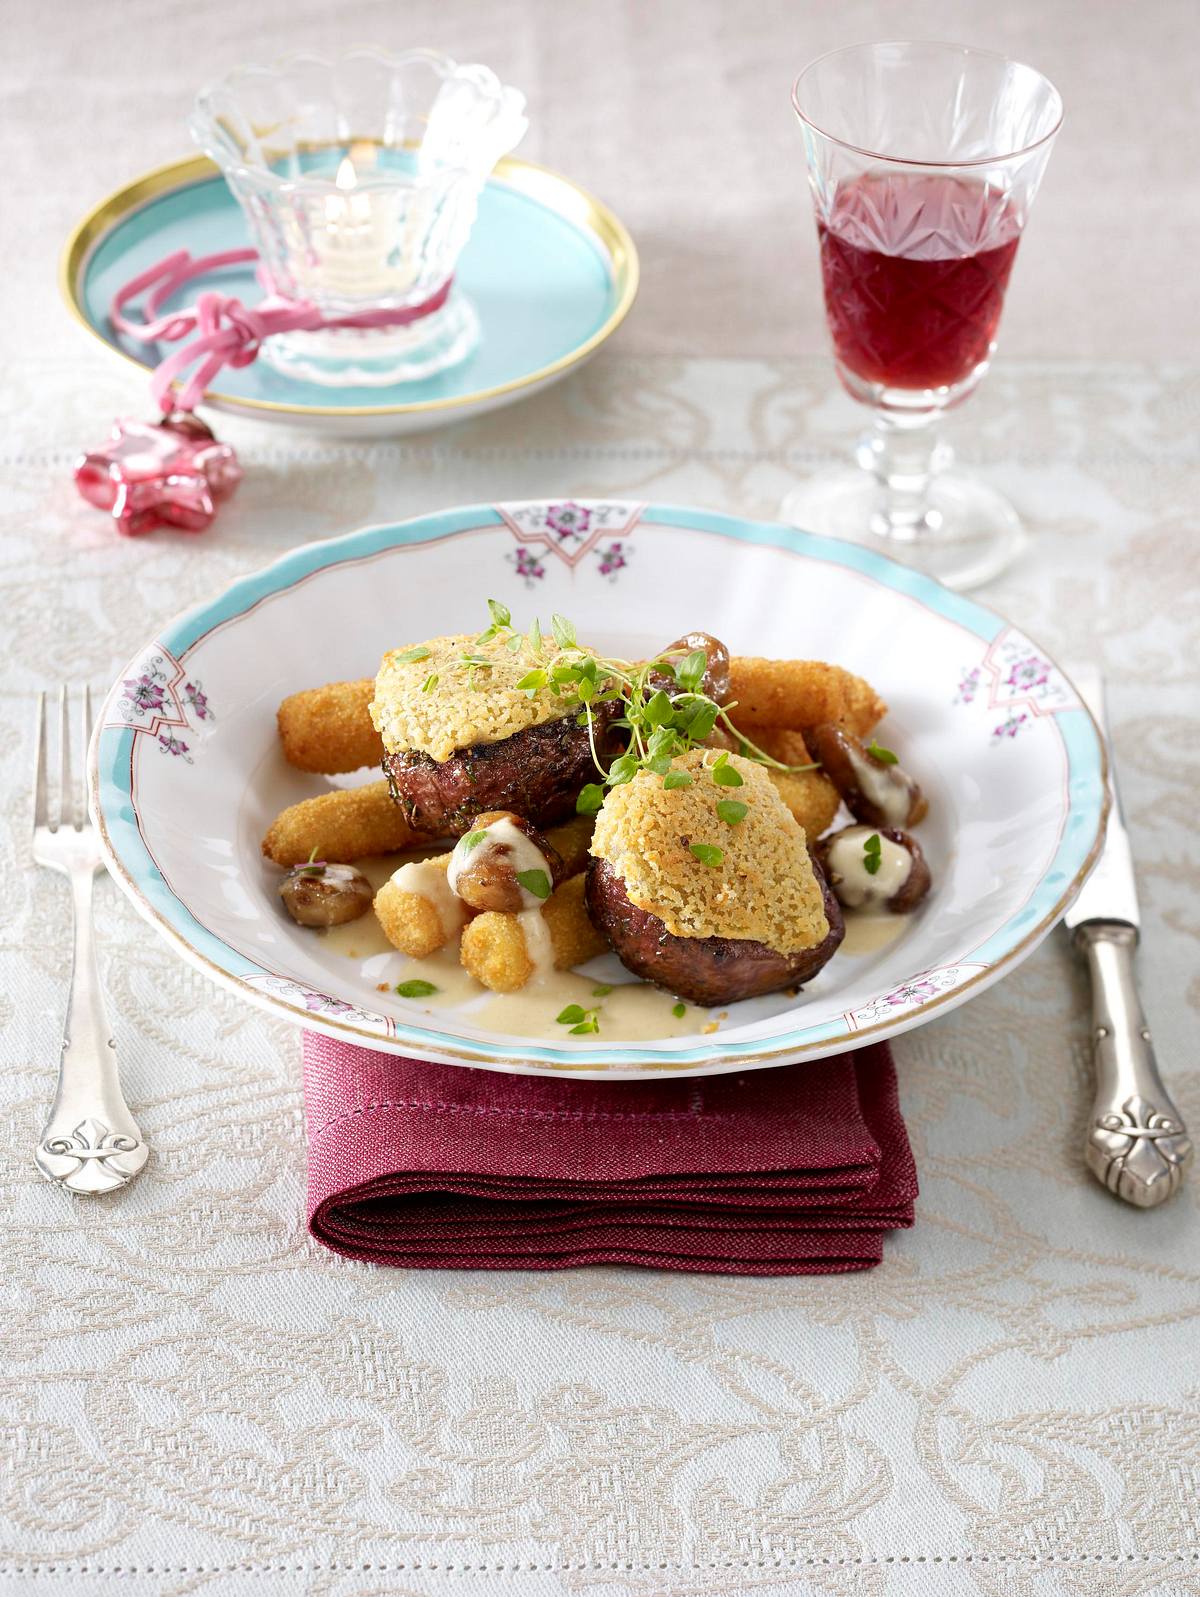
459,874,609,993
725,659,886,738
278,679,382,773
754,729,843,842
374,855,468,960
261,780,416,866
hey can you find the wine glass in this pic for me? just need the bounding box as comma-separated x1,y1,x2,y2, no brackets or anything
783,42,1063,590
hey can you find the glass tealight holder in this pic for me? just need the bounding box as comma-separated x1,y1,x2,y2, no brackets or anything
191,47,527,387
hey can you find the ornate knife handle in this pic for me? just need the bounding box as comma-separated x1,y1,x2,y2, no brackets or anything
35,865,149,1195
1074,922,1191,1208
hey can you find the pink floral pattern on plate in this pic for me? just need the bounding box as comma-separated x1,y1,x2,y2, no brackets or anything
507,547,546,587
845,964,987,1030
953,627,1081,739
107,644,214,758
498,499,644,569
242,975,395,1036
594,540,631,581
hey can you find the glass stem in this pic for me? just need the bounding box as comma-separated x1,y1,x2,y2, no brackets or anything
855,410,954,542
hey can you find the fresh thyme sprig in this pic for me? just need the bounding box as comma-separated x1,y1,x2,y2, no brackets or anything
460,602,818,819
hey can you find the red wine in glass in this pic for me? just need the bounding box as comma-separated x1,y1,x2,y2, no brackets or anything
818,171,1022,392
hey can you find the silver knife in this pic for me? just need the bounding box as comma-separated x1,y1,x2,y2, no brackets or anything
1065,669,1192,1207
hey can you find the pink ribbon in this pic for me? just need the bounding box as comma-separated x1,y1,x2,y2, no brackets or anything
110,249,453,411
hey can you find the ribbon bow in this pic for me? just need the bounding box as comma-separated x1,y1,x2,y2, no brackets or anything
110,249,453,411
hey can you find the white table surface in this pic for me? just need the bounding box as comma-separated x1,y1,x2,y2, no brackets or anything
3,3,1199,1594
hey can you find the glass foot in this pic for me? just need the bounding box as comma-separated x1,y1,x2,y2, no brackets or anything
261,291,480,388
781,465,1026,591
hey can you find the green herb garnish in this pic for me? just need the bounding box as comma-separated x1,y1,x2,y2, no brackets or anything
393,645,430,664
675,649,709,693
556,1003,600,1036
551,613,577,649
395,979,438,998
690,843,724,868
716,799,748,826
296,846,326,879
672,1001,687,1018
460,830,487,852
420,672,438,694
516,868,552,901
711,752,744,788
515,668,548,696
592,984,613,997
866,739,898,765
465,604,819,829
863,833,883,876
474,598,513,645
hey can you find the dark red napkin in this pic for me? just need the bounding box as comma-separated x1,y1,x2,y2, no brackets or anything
303,1035,916,1274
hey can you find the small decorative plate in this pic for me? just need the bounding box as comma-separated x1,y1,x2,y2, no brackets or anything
61,156,637,438
90,503,1106,1079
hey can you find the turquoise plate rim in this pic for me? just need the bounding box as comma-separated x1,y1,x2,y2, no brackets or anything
61,154,640,421
89,506,1109,1076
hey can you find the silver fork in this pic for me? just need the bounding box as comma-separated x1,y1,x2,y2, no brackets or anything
32,687,149,1195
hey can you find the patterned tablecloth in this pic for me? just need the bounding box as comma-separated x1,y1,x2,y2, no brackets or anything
3,345,1199,1597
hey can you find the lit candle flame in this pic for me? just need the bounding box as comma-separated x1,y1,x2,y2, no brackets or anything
335,156,358,192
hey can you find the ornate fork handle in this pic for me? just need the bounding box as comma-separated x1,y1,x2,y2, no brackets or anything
1075,923,1192,1208
35,864,149,1194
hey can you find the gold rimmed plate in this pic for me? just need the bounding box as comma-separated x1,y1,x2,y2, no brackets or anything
62,155,638,437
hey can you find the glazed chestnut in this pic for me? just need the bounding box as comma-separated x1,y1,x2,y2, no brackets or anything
804,723,928,829
815,825,931,914
279,861,373,927
446,810,565,913
648,631,732,705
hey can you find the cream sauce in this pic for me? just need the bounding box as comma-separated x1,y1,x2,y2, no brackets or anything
390,858,467,940
839,911,908,956
477,972,711,1045
827,825,912,910
846,746,912,827
304,840,921,1042
517,905,556,980
311,853,751,1043
321,892,714,1041
447,816,553,911
311,863,365,886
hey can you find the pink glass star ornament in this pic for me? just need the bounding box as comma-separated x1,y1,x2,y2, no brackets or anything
74,413,241,536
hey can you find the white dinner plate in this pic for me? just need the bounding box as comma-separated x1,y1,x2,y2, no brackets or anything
91,501,1107,1078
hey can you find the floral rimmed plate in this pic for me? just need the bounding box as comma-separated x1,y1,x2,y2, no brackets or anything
89,502,1106,1079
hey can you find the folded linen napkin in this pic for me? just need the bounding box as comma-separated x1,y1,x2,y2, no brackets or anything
304,1036,916,1274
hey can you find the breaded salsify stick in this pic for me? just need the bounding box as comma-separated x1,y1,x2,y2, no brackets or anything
725,659,886,738
754,728,843,842
276,659,884,775
261,780,416,866
459,874,609,993
372,817,597,961
278,679,382,773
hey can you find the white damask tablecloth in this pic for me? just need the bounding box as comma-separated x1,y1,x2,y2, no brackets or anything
3,348,1199,1597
